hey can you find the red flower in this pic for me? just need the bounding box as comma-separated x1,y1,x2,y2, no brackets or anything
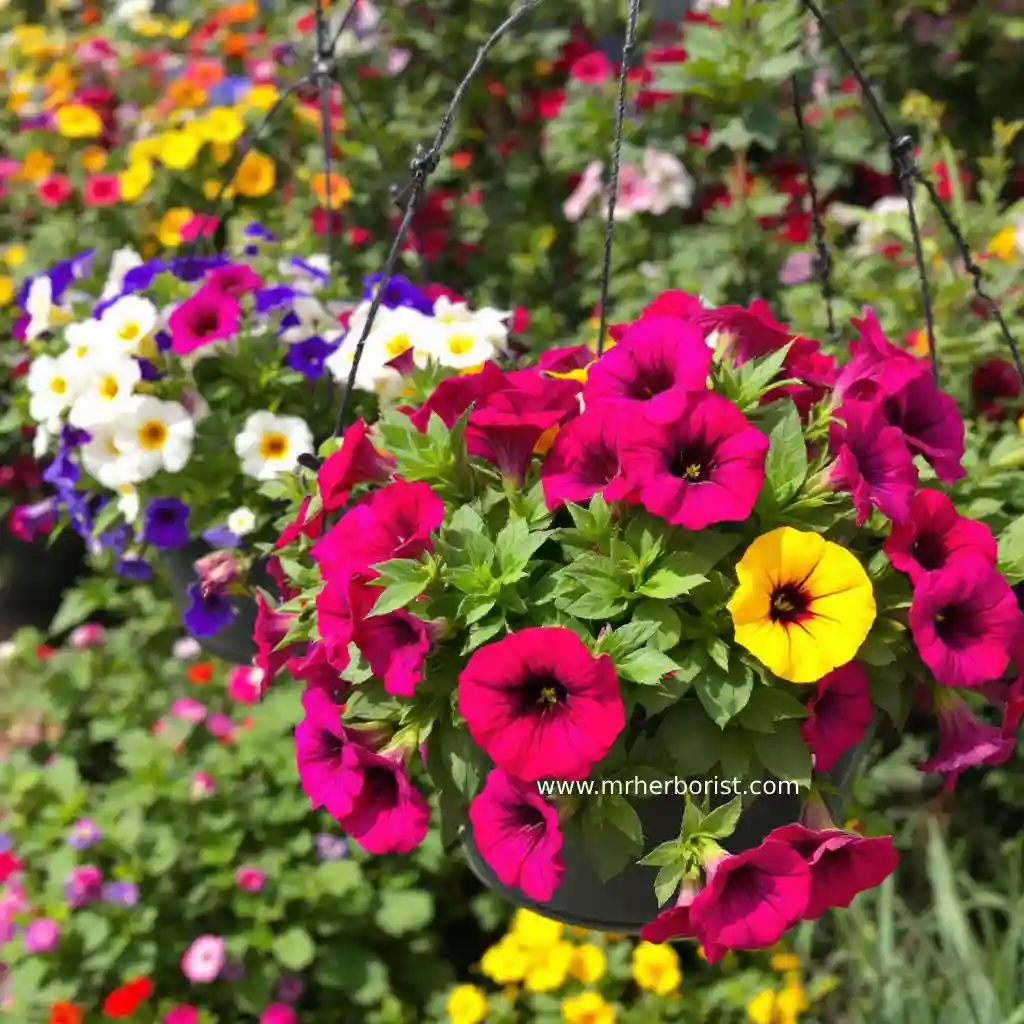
536,90,565,119
103,977,154,1018
0,850,24,883
569,51,614,85
186,662,214,685
49,1003,83,1024
38,175,74,207
83,174,121,207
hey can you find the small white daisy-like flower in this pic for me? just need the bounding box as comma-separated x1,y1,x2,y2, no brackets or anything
67,355,141,429
100,247,144,300
81,426,145,489
25,276,74,342
226,506,257,536
26,352,81,425
234,411,314,480
111,396,195,480
98,294,159,357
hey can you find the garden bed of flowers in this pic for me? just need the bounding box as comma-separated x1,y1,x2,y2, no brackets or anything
4,0,1024,1022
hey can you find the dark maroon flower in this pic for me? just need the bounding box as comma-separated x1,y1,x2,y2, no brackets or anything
970,357,1022,420
802,662,874,773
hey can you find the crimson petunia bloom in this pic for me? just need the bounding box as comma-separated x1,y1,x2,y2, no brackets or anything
640,879,701,944
275,494,326,549
970,356,1022,421
619,391,769,529
828,400,918,525
206,263,263,297
406,361,507,432
458,626,625,782
770,823,899,919
351,581,432,697
315,572,356,671
909,557,1022,687
540,407,635,509
468,769,565,901
168,285,241,355
802,662,874,773
317,418,394,512
254,593,299,683
102,977,154,1019
583,315,712,419
294,686,366,820
884,489,997,584
918,688,1014,787
689,841,811,961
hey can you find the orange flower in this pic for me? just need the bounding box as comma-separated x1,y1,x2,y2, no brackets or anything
451,151,473,172
49,1002,83,1024
312,171,352,209
20,149,54,183
218,0,257,22
187,58,225,90
187,662,215,685
221,32,250,58
167,78,208,109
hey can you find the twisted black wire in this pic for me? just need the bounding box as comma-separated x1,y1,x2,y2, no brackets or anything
594,0,642,358
790,71,836,345
799,0,1024,385
332,0,544,437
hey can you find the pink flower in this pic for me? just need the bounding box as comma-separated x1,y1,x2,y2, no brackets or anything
540,407,635,509
260,1005,298,1024
690,841,811,961
335,746,430,855
38,174,74,206
180,934,226,983
828,400,918,525
168,285,242,355
563,161,604,222
83,174,121,206
294,686,367,819
584,315,712,421
640,879,701,944
910,557,1021,687
227,665,266,704
164,1006,200,1024
314,480,446,579
458,627,625,782
609,163,658,220
771,823,899,919
181,215,220,243
802,663,874,773
884,489,997,584
207,263,262,296
919,688,1014,787
351,585,432,697
406,361,506,432
619,391,769,529
287,642,345,696
236,866,267,893
569,50,614,84
65,865,103,907
317,418,394,513
170,697,207,723
315,574,356,671
207,713,234,739
24,917,60,953
469,770,565,901
190,771,215,801
164,1005,200,1024
68,623,106,649
254,593,299,683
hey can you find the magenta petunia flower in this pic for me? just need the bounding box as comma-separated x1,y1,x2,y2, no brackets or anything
294,686,366,819
468,769,565,901
828,401,918,524
536,343,594,375
286,641,346,697
314,480,445,579
351,582,432,697
317,418,394,513
207,263,263,297
254,594,298,683
315,573,356,671
689,841,811,961
583,315,712,420
835,308,925,403
458,626,625,782
884,489,997,584
334,746,430,855
639,878,701,944
909,557,1021,687
406,361,507,432
770,823,899,919
168,285,242,355
540,407,635,509
802,662,874,773
619,391,769,529
918,688,1014,787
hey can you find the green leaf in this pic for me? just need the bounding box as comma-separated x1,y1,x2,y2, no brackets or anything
494,517,549,580
638,840,685,868
734,687,808,732
374,890,435,936
45,756,80,803
700,796,742,839
633,601,683,650
273,927,316,970
654,863,688,907
694,660,754,726
998,514,1024,583
762,400,807,506
752,721,812,788
48,588,103,636
316,859,363,896
638,555,708,599
617,646,680,685
660,701,723,774
580,797,644,882
368,558,432,615
681,799,702,838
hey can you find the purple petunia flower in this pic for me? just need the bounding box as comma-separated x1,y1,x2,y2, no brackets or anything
101,881,140,906
315,833,349,861
255,285,300,313
202,525,242,549
171,255,230,283
244,221,277,242
183,582,237,637
67,819,103,850
116,556,155,581
286,336,336,379
362,273,433,315
0,834,12,853
141,497,191,549
64,866,103,907
137,358,162,382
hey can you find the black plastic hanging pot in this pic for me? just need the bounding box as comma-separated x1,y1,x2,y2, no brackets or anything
0,522,86,641
462,736,869,933
163,540,279,665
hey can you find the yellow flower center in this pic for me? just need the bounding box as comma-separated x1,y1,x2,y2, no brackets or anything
50,377,68,395
447,333,475,356
106,439,121,456
385,333,411,359
137,420,168,450
259,432,289,460
99,376,120,400
118,322,141,342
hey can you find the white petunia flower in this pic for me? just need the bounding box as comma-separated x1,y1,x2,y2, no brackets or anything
26,353,81,426
279,255,330,293
67,355,142,429
81,426,147,489
415,319,498,371
325,335,405,399
280,294,343,345
111,396,195,480
98,294,160,356
63,319,118,365
116,483,140,523
25,276,72,342
234,412,314,480
227,507,257,536
101,247,144,300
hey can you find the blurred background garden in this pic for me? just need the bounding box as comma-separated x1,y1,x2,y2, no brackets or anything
4,0,1024,1021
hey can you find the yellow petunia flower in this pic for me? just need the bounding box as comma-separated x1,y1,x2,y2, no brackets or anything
20,149,54,183
156,207,195,248
480,936,530,984
727,527,876,684
562,991,616,1024
198,107,244,145
55,103,103,139
246,84,280,111
988,225,1020,263
81,146,107,173
3,245,28,269
569,943,607,984
203,179,235,201
770,953,801,973
120,160,154,203
510,909,563,949
232,150,276,198
159,131,203,171
445,984,488,1024
747,985,807,1024
631,942,681,996
312,170,352,209
167,78,208,110
524,940,574,992
0,276,14,307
